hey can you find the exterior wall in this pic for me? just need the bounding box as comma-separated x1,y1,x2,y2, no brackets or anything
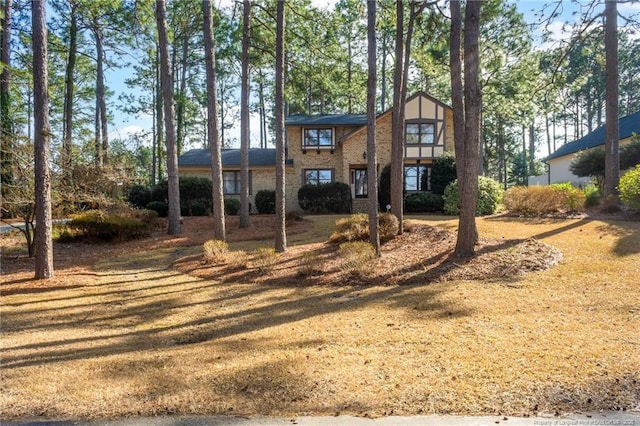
547,155,591,187
542,136,634,187
179,166,294,213
286,124,360,212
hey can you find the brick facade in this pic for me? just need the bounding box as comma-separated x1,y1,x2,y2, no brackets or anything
178,92,454,214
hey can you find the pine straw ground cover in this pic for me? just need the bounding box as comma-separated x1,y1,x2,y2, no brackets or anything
1,214,639,420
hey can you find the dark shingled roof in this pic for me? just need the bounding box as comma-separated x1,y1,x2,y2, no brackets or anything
546,111,640,161
178,148,292,168
285,114,368,127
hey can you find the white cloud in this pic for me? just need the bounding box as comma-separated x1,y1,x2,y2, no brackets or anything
108,125,146,141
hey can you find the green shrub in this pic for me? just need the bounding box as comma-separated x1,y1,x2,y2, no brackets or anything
298,182,351,214
618,165,640,210
403,192,444,213
224,198,240,215
190,202,208,216
255,190,276,214
570,148,605,190
550,182,586,212
150,176,213,216
443,176,503,216
146,201,168,217
429,152,457,195
67,210,153,241
128,184,151,209
330,212,398,244
583,184,601,208
338,241,375,276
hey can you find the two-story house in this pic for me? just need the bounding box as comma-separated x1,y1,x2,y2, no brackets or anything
178,91,454,213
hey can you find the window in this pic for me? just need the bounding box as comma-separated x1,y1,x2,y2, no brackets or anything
404,165,431,191
304,169,334,185
406,122,435,145
223,171,251,195
353,169,367,197
303,128,334,148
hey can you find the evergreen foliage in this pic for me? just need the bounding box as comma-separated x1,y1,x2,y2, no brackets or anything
443,177,503,216
298,182,351,214
255,189,276,214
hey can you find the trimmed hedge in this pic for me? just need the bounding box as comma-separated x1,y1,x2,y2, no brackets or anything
404,192,444,213
146,201,168,217
255,190,276,214
224,198,240,215
298,182,351,214
150,176,212,216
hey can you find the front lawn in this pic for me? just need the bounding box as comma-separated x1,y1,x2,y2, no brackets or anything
1,214,638,420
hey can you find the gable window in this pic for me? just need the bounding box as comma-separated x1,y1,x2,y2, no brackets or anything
303,128,334,148
353,169,367,198
404,165,431,191
223,171,251,195
406,122,435,145
304,169,334,185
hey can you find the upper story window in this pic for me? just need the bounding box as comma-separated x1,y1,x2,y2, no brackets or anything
406,122,435,145
303,128,334,148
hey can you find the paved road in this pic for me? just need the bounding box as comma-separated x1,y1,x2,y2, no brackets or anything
0,219,69,234
3,412,640,426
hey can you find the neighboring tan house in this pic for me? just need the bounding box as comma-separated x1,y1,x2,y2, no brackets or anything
178,91,454,212
530,110,640,186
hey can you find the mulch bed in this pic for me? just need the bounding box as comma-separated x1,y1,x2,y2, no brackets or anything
174,222,563,287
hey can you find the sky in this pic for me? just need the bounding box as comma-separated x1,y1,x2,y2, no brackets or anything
107,0,640,156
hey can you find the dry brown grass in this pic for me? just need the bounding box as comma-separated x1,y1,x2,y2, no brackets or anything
1,213,639,420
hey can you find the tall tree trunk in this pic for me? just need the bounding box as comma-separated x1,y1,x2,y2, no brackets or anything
93,21,108,165
347,38,353,114
274,0,286,253
176,33,189,156
239,0,251,228
62,3,77,188
450,0,465,182
528,124,535,176
155,46,164,182
604,0,619,197
390,0,405,233
156,0,181,235
32,0,54,279
367,0,380,256
454,0,481,258
1,0,13,192
203,0,225,241
381,35,386,112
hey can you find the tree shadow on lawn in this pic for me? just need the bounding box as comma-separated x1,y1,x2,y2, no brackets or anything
1,273,459,370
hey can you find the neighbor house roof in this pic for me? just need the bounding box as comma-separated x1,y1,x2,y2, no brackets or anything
285,114,368,127
546,111,640,161
178,148,292,168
